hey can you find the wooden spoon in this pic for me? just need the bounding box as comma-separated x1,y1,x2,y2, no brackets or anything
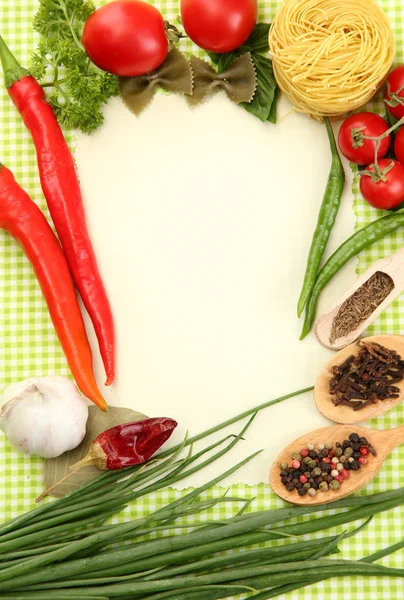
314,334,404,424
315,249,404,351
269,423,404,506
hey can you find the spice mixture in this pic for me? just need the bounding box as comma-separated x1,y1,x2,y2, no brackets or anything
279,432,376,498
329,271,394,344
329,341,404,411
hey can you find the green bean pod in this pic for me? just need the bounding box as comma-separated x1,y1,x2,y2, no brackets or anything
297,117,345,317
300,210,404,339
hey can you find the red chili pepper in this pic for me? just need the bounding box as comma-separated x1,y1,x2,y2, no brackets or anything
0,36,115,385
73,418,178,470
0,163,107,411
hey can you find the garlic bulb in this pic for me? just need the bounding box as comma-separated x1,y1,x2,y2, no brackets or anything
0,376,89,458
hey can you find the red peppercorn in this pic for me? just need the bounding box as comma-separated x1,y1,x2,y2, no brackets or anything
299,475,308,484
300,448,310,458
359,456,368,465
291,460,301,469
360,447,369,456
340,469,350,480
322,457,331,463
335,475,344,483
328,451,335,458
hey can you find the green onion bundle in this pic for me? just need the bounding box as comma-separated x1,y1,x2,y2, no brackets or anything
0,385,404,599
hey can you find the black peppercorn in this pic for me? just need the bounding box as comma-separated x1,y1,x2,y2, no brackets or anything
298,488,307,497
342,440,350,449
353,443,361,451
292,470,301,479
335,441,341,448
308,478,315,484
280,470,289,477
317,476,324,483
309,450,318,459
286,482,295,491
344,462,351,470
320,462,331,473
295,482,303,489
349,433,359,443
359,437,368,445
350,460,361,471
311,481,319,490
292,478,299,485
286,475,293,482
323,474,333,484
353,451,361,460
281,477,289,485
299,464,307,473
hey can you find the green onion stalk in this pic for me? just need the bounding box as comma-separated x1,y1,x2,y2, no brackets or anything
0,385,403,599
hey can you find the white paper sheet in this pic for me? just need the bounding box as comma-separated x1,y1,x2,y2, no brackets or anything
75,92,357,486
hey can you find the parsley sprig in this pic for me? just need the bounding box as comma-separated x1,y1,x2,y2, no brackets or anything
31,0,119,133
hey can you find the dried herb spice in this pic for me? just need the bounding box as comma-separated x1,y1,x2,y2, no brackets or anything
329,341,404,411
330,271,394,344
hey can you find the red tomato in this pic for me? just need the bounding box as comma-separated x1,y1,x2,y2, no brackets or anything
394,127,404,164
385,66,404,120
180,0,257,53
360,159,404,210
82,1,168,77
338,113,391,165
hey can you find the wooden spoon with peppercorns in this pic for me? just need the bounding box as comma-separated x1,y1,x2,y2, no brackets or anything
314,335,404,424
269,424,404,506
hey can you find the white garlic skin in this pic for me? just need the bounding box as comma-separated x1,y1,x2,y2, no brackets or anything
0,376,89,458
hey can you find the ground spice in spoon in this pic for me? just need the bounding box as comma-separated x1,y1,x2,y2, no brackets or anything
329,271,394,344
329,340,404,411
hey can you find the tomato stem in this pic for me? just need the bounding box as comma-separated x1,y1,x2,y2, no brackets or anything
358,114,404,181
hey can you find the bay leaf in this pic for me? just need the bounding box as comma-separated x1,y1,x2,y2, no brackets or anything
43,406,148,498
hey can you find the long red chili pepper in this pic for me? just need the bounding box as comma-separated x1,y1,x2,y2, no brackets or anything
0,163,107,412
72,418,178,470
0,35,115,385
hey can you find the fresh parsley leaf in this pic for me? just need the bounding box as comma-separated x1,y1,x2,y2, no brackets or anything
31,0,118,134
210,23,279,124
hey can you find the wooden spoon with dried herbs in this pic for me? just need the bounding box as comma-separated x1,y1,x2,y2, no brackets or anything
314,335,404,423
314,246,404,350
269,423,404,506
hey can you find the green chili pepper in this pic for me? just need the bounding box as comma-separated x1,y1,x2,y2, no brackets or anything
297,117,345,317
300,210,404,339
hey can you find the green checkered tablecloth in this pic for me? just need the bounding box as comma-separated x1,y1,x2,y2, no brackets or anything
1,1,404,598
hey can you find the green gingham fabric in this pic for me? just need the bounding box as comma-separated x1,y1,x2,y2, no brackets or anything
1,1,404,599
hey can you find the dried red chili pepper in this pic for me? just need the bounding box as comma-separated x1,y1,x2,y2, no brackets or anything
0,163,107,411
0,35,115,386
72,418,178,470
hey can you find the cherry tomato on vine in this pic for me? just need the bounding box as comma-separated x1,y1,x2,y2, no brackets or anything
82,1,168,77
338,113,391,165
180,0,258,53
385,66,404,121
360,159,404,210
394,127,404,164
